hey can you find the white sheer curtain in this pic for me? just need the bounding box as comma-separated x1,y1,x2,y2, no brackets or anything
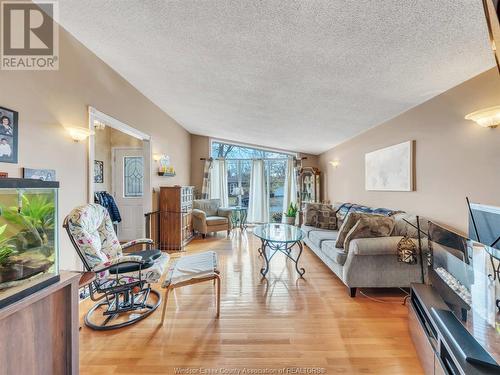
209,159,229,207
247,160,269,223
282,157,297,213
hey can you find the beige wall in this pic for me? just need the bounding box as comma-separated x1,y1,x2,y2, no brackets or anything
319,68,500,234
189,134,320,194
0,21,191,270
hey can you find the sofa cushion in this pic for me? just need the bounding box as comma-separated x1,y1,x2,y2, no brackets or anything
321,240,347,265
349,236,417,256
303,203,323,226
194,199,220,216
392,212,429,238
336,212,383,248
343,215,395,251
334,202,402,226
301,224,326,236
303,203,338,229
206,216,228,226
308,229,338,248
316,207,338,229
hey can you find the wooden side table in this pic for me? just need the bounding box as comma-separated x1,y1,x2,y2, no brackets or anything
229,206,248,229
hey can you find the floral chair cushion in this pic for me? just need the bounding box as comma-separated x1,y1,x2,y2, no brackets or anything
66,204,123,269
66,204,169,285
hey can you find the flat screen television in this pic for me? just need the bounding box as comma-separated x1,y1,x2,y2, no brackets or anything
482,0,500,73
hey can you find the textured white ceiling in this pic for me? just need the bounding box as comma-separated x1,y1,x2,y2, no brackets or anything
57,0,495,154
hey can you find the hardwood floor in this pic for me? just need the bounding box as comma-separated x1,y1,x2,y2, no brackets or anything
79,229,423,375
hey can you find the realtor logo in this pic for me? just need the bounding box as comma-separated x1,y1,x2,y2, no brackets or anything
1,1,59,70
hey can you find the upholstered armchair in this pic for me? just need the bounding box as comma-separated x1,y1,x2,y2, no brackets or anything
192,199,232,238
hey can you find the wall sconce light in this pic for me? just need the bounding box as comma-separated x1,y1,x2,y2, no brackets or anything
464,105,500,128
152,153,163,162
93,120,106,130
329,160,340,168
65,126,94,142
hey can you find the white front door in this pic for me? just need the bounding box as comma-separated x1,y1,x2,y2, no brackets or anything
113,148,144,241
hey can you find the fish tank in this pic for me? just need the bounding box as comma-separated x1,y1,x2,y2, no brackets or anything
0,178,59,309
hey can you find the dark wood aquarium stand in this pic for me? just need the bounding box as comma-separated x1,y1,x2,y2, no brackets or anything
0,271,80,375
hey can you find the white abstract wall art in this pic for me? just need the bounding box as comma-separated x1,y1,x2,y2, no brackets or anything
365,140,414,191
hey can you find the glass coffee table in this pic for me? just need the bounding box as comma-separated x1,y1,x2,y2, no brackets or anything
253,223,305,278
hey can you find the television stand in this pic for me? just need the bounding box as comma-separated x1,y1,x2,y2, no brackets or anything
409,283,499,375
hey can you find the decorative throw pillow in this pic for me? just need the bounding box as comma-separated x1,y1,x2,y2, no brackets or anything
303,203,322,226
343,215,396,251
397,236,418,264
336,212,366,248
315,206,338,229
336,212,392,249
334,202,352,227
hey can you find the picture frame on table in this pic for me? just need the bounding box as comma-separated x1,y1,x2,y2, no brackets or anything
23,168,56,181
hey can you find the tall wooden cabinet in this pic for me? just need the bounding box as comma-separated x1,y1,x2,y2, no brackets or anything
159,186,194,250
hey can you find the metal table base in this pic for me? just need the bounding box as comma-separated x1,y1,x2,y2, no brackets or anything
257,238,305,278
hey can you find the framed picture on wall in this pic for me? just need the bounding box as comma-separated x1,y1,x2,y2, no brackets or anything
94,160,104,183
23,168,56,181
365,140,415,191
0,106,19,164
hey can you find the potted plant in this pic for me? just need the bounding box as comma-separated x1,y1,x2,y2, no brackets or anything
283,202,298,225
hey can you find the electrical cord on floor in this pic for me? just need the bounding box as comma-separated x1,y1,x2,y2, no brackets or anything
358,287,410,305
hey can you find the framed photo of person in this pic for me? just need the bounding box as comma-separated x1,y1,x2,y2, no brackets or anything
0,106,18,164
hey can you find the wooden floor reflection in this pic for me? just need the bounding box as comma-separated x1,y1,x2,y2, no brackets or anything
79,229,423,375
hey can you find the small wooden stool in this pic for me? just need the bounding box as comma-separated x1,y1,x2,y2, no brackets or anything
160,251,220,325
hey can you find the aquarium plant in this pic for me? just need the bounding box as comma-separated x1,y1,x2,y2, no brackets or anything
0,224,16,266
3,193,55,250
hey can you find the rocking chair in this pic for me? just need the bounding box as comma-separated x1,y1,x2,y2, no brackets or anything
64,204,169,330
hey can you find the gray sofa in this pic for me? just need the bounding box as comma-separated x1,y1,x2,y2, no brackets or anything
301,203,428,297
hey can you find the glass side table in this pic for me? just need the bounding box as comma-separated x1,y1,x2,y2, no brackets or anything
253,223,305,278
229,206,248,230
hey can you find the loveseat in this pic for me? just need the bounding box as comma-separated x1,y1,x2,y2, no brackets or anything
301,203,428,296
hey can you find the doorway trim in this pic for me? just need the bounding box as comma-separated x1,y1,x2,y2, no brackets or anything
88,106,152,220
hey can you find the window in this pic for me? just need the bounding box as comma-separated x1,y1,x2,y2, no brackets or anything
123,156,144,197
211,141,294,221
